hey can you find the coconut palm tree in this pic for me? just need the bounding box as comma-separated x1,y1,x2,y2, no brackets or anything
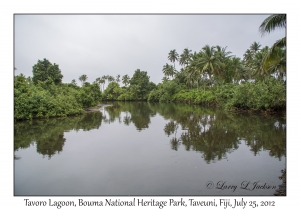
243,49,254,69
264,47,286,81
101,75,106,90
168,49,179,69
259,14,286,67
197,45,225,80
95,77,101,91
79,74,87,85
215,45,232,62
71,79,77,86
116,74,121,84
259,14,286,37
107,75,115,83
122,74,130,87
179,48,192,68
231,57,249,84
250,41,262,54
162,63,176,79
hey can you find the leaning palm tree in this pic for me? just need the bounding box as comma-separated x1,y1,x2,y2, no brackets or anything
263,47,286,82
259,14,286,63
168,49,179,69
259,14,286,36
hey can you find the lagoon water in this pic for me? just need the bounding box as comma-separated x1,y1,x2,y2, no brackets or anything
14,102,286,196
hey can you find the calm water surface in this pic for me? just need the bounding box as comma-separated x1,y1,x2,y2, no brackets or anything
14,102,286,196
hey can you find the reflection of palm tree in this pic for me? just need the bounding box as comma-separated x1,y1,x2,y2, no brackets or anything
123,115,131,126
170,137,180,151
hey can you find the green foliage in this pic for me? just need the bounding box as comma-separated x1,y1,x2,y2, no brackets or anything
14,68,102,120
103,82,123,100
129,69,151,99
32,58,63,85
226,78,286,110
14,76,84,120
148,81,180,102
76,82,102,108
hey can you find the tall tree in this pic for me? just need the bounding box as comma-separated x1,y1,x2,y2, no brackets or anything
259,14,286,70
168,49,179,69
250,41,262,54
243,49,254,69
129,69,150,99
162,63,175,79
179,48,192,68
116,74,121,84
122,74,130,87
79,74,88,85
32,58,63,85
71,79,77,86
107,76,115,83
197,45,225,80
101,76,107,90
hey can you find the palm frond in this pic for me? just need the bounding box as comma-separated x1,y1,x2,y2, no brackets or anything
259,14,286,36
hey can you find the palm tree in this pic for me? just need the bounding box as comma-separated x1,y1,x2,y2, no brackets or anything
215,45,232,62
259,14,286,69
259,14,286,37
101,75,106,90
162,63,176,79
95,77,103,91
179,48,192,68
79,74,87,85
71,79,77,86
263,47,286,81
122,74,130,87
168,49,179,69
250,42,262,54
243,49,253,68
99,78,105,91
107,75,115,83
197,45,225,80
231,57,249,84
116,74,121,84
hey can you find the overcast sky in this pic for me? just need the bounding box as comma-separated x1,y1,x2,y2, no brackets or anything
15,14,285,85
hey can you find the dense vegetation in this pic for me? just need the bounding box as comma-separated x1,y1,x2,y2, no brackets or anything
14,59,102,120
14,14,286,120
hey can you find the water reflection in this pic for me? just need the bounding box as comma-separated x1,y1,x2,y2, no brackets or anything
103,102,156,131
103,102,286,163
158,103,286,163
14,112,102,159
15,102,286,162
